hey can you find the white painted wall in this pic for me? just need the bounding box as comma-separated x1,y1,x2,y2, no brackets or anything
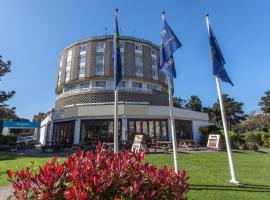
39,125,47,145
192,121,210,144
2,127,10,136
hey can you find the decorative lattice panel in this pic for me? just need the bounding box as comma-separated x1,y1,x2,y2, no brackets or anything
55,90,168,110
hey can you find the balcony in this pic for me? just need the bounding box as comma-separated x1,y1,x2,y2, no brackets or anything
56,86,154,101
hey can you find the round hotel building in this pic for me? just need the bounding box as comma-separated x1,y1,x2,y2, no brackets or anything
39,35,209,146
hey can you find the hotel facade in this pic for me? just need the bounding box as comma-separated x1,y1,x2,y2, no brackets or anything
39,35,209,146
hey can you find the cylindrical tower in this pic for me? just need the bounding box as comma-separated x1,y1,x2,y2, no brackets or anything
55,35,169,110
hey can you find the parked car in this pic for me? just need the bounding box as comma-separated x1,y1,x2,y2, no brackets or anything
16,135,36,144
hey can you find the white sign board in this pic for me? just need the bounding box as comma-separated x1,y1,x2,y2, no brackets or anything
207,134,220,149
131,143,141,153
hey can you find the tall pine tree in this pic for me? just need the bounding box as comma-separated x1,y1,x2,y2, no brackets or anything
0,55,16,122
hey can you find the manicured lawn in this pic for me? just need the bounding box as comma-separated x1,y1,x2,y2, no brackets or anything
0,152,66,187
1,150,270,200
145,151,270,200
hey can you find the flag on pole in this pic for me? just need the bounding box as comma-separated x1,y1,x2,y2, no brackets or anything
208,21,234,86
159,12,181,173
113,8,122,89
205,14,239,185
159,14,181,78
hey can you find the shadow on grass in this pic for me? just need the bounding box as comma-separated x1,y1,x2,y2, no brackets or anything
0,150,69,161
190,183,270,193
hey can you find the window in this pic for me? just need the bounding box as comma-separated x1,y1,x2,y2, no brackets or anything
65,50,72,82
80,45,87,55
52,121,75,145
147,84,157,90
135,44,142,51
136,66,143,74
152,49,157,56
122,66,125,75
65,71,70,82
80,83,89,89
175,120,193,140
132,82,142,88
79,56,86,64
121,54,124,64
57,59,62,85
120,42,124,50
67,49,72,62
78,55,86,78
96,53,104,64
127,119,168,142
135,55,143,64
96,42,105,52
120,81,125,88
152,69,158,80
65,85,76,92
95,81,106,88
96,65,104,75
152,58,157,66
78,67,85,78
135,55,143,76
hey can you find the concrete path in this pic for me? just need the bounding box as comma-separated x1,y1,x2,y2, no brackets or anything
0,185,13,200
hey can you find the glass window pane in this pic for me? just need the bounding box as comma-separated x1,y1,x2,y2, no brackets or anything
136,121,141,133
155,121,161,140
142,121,148,135
161,121,167,141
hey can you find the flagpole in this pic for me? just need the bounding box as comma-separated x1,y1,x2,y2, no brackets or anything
167,74,179,173
114,87,119,153
162,11,179,173
206,14,239,185
114,9,119,154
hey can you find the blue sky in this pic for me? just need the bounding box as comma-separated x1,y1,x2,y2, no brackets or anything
1,0,269,120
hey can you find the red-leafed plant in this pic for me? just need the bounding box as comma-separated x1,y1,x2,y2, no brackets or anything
7,142,189,200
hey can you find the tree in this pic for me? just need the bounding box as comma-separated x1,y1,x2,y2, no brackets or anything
209,94,245,130
186,95,203,112
237,113,270,132
259,90,270,113
173,96,187,109
0,56,16,131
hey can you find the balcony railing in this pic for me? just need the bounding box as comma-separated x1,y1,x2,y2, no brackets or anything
56,86,155,101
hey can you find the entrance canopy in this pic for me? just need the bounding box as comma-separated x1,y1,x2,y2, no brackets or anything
3,121,40,129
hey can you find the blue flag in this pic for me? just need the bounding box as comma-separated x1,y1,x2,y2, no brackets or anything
208,24,234,86
113,9,122,89
159,17,182,78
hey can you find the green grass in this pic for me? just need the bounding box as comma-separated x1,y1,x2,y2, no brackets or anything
0,152,66,187
145,151,270,200
0,151,270,200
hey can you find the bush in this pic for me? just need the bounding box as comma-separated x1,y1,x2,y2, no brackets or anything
0,135,17,145
262,133,270,148
241,143,249,150
7,143,189,200
219,130,245,149
244,132,264,146
199,125,219,145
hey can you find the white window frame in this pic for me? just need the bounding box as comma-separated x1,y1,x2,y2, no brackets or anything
79,45,87,55
135,44,142,53
96,64,104,75
96,42,105,52
96,53,104,65
95,81,106,88
120,42,124,52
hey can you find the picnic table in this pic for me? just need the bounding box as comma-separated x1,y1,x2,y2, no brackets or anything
177,140,200,151
150,140,173,153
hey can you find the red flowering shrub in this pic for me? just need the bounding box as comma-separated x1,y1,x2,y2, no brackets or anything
7,143,189,200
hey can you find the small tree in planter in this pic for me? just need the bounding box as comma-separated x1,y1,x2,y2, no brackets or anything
7,143,189,200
